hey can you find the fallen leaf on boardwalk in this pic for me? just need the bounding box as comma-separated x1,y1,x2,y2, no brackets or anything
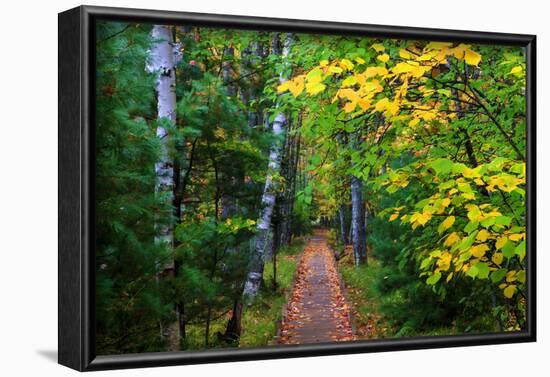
278,229,356,345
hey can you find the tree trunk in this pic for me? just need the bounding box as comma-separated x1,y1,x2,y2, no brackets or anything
339,204,348,245
349,131,366,266
347,204,354,244
223,40,268,341
242,33,293,301
287,120,301,243
279,115,299,248
351,175,366,265
146,24,182,351
148,25,177,245
224,298,243,342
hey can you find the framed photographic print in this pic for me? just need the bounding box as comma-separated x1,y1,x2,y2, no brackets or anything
58,5,536,371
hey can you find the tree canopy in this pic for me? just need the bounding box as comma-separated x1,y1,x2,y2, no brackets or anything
94,21,527,354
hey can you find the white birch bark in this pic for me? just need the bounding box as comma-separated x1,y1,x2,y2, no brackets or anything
147,25,178,247
146,24,180,351
242,33,293,300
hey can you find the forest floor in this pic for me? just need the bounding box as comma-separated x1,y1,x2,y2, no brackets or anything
337,247,393,339
277,229,355,344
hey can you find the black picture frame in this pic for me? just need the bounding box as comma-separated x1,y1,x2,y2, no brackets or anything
58,5,537,372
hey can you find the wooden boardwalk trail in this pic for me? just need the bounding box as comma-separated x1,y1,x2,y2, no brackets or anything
278,229,355,344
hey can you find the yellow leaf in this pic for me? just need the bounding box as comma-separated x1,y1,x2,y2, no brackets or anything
441,198,451,208
389,213,399,222
387,100,400,116
328,66,343,74
445,232,460,247
357,98,371,111
355,74,366,86
416,212,432,226
306,68,324,83
510,65,523,75
377,54,390,63
438,252,452,271
375,98,390,112
305,82,326,95
364,66,388,78
417,50,439,61
355,57,366,64
426,41,454,50
496,236,508,250
319,60,329,67
214,128,226,139
360,80,383,94
464,48,481,66
342,75,358,87
503,284,517,299
399,49,414,59
289,83,304,97
413,66,431,78
506,271,517,283
343,101,356,113
470,244,489,258
467,205,482,222
452,44,468,59
476,229,490,242
393,61,419,74
446,272,454,282
340,58,355,70
462,192,476,200
277,81,290,93
420,109,438,121
508,233,524,241
409,118,420,127
372,43,385,52
442,215,455,230
491,252,504,266
288,76,305,97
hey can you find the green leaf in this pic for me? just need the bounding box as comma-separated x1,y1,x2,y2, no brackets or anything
502,240,516,259
495,216,512,227
476,262,490,279
430,158,454,176
466,264,479,278
480,217,496,228
464,220,479,234
515,240,526,259
467,206,482,222
459,231,478,251
491,268,508,283
420,257,432,269
426,272,442,285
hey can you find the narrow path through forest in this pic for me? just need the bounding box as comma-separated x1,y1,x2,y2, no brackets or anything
278,229,355,344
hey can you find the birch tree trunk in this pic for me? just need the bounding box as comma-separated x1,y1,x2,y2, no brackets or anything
147,25,177,241
242,33,293,301
146,24,181,351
